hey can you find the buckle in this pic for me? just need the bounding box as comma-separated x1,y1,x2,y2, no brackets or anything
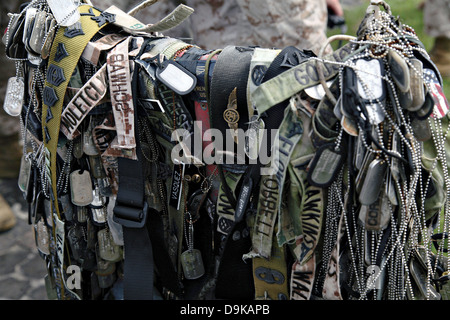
113,201,148,228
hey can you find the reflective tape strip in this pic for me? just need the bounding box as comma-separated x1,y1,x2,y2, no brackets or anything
42,5,110,218
60,64,108,139
251,44,353,115
106,37,137,159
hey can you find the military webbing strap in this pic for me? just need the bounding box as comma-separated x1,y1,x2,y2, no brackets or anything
244,107,303,260
246,48,281,119
250,44,353,116
41,5,111,217
105,4,194,34
252,232,289,300
281,109,324,265
40,5,112,300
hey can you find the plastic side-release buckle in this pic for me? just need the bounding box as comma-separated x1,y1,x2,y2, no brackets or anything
113,201,148,228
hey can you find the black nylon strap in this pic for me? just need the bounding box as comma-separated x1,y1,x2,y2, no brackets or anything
115,156,154,300
208,46,254,208
113,41,155,299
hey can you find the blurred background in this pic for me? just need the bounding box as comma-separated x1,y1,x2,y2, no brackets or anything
0,0,448,300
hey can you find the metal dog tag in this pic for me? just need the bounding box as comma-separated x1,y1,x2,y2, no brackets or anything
47,0,80,27
67,225,86,262
70,170,94,206
358,158,387,206
91,188,106,224
97,228,122,262
60,194,74,222
89,156,106,179
341,115,359,136
156,60,197,95
83,122,100,156
73,136,84,159
95,258,117,289
411,116,431,142
307,143,345,187
18,154,32,194
3,77,24,116
246,115,265,160
76,206,87,223
34,218,50,255
407,58,425,112
354,132,367,170
388,50,410,92
385,170,398,206
41,16,56,59
359,192,391,231
355,58,386,125
22,8,38,50
29,11,48,55
390,132,401,183
181,249,205,280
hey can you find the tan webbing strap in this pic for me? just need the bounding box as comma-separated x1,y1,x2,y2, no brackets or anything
42,5,111,217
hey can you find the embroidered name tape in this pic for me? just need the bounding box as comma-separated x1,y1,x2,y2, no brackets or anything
60,65,108,139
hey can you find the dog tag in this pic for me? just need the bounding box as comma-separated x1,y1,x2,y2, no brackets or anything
91,188,106,224
307,143,345,187
354,132,367,170
97,228,122,262
390,132,401,183
95,258,117,289
411,116,431,142
388,50,410,92
304,80,334,100
22,8,38,50
180,249,205,280
358,158,387,206
34,218,50,255
406,59,425,112
73,136,84,159
409,250,441,300
89,156,106,179
341,115,359,136
60,194,74,222
6,12,27,59
385,170,398,206
83,122,99,156
246,115,265,161
356,151,375,194
29,11,48,55
18,154,32,194
3,77,24,116
366,265,382,290
67,225,86,262
76,206,87,223
355,58,386,125
70,170,94,206
47,0,80,27
41,16,56,59
156,60,197,95
359,192,391,231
